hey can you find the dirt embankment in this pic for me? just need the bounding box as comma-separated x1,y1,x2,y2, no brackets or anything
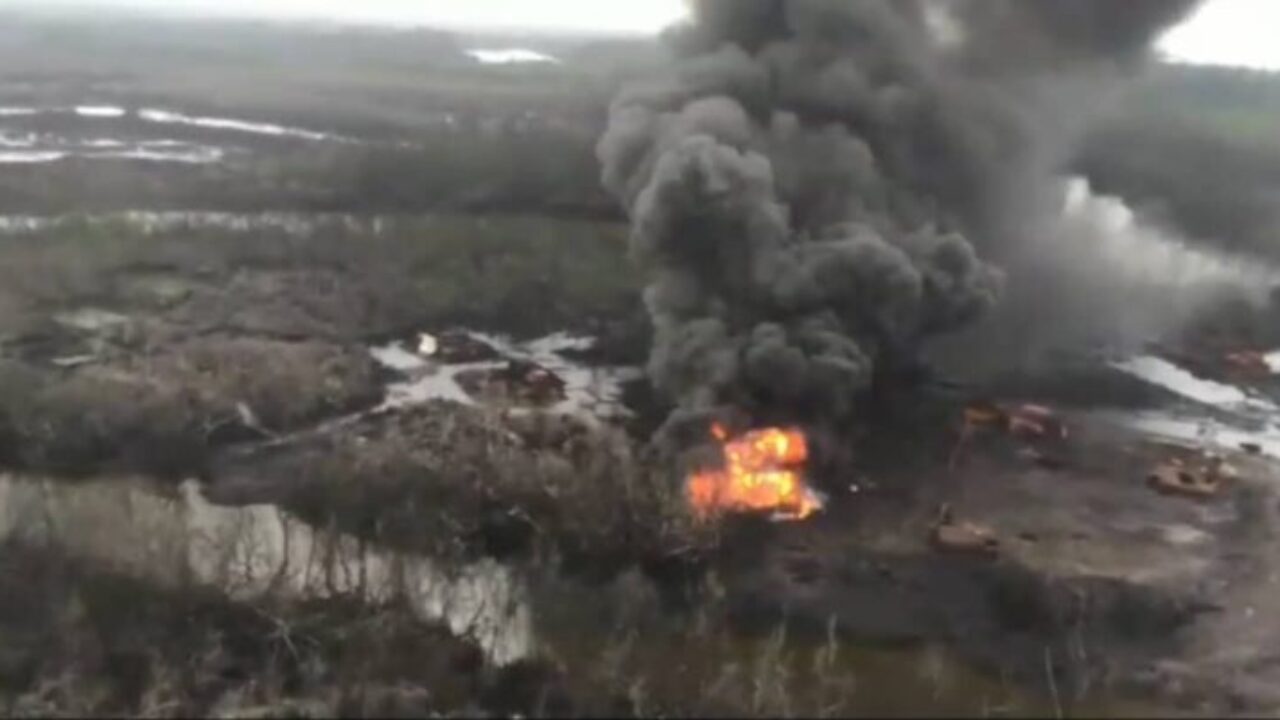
0,541,601,718
206,400,711,583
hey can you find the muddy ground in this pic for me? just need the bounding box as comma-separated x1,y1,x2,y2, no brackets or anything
726,399,1280,716
5,11,1280,718
3,178,1279,718
206,343,1280,717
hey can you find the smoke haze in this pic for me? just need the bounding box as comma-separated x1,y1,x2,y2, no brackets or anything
598,0,1202,443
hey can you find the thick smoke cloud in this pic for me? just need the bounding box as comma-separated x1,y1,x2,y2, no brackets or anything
598,0,1198,442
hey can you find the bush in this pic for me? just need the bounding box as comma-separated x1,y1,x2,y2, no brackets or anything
215,402,713,574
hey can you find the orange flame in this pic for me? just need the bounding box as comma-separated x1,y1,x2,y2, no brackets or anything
687,423,823,521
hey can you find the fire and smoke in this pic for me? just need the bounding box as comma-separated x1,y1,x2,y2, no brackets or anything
687,423,821,520
597,1,1200,471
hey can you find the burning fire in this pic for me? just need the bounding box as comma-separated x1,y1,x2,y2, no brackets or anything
687,424,824,521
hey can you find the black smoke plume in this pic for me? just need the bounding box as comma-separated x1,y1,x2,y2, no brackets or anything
597,0,1199,445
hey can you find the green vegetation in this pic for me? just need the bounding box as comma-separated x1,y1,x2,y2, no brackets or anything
1117,64,1280,150
0,541,568,717
0,11,642,219
1079,64,1280,259
0,214,637,341
0,541,939,718
217,401,712,572
0,214,639,479
2,9,1266,717
0,11,645,134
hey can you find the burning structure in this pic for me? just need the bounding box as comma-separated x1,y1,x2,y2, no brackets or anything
686,423,821,520
598,0,1198,515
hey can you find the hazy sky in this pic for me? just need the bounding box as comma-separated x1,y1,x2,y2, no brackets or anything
8,0,1280,70
14,0,690,35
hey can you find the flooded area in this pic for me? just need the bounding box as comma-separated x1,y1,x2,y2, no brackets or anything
338,328,1260,715
0,145,223,165
1113,354,1278,412
1,6,1278,713
135,108,348,142
370,330,639,420
1111,410,1280,460
0,461,1171,718
0,210,391,235
0,474,533,666
479,331,640,419
0,104,346,141
467,48,561,65
0,103,352,166
1105,350,1280,457
0,200,1268,714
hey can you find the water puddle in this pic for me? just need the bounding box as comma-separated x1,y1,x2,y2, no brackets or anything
467,48,561,65
0,103,353,166
0,472,1164,715
368,343,431,374
379,358,507,408
0,341,1198,714
0,104,344,143
0,142,225,165
74,105,126,118
0,132,37,147
87,145,225,164
478,331,641,419
1112,355,1276,412
369,330,639,420
0,474,532,665
0,150,66,164
53,307,131,332
226,330,637,463
1112,410,1280,460
0,210,388,235
1105,350,1280,459
137,107,347,143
